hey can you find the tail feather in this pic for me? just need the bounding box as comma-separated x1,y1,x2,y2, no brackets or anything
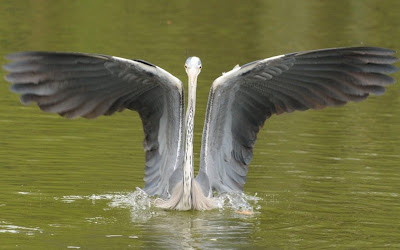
153,180,219,211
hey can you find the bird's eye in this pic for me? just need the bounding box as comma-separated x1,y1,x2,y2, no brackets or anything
199,66,202,69
184,65,187,68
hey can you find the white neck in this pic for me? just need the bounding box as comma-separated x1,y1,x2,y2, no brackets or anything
182,75,197,209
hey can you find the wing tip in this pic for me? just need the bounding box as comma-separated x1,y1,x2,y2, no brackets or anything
4,73,16,83
5,51,42,61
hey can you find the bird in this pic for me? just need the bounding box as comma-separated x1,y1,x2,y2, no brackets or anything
3,47,398,210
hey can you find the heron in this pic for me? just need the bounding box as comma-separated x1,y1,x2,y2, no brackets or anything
3,47,398,210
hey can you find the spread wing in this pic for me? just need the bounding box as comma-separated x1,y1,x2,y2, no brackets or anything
4,51,185,198
195,47,398,196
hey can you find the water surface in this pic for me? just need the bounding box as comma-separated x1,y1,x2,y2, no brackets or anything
1,0,400,248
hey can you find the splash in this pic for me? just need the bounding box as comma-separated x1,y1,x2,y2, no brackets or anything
108,188,156,221
56,188,262,220
216,192,262,214
111,188,149,207
58,188,156,221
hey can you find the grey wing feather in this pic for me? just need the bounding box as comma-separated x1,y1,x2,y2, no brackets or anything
196,47,398,195
4,51,185,198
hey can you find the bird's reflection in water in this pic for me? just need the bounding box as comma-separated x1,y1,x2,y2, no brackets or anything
137,210,258,249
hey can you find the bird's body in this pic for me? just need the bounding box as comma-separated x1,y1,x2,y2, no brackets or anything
3,47,398,210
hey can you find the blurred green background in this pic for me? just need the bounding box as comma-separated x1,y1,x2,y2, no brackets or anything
0,0,399,248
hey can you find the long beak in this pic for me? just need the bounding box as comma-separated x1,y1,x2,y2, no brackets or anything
187,69,199,96
187,69,199,86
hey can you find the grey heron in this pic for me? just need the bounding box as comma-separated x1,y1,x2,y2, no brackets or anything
3,47,398,210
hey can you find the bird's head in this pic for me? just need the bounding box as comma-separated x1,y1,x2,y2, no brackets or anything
185,57,202,86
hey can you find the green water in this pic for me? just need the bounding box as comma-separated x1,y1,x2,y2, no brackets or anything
1,0,400,248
